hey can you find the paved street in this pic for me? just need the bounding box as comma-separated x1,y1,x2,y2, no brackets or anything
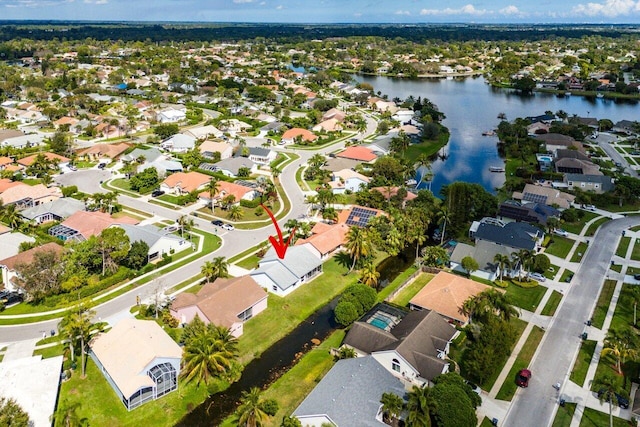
504,216,640,427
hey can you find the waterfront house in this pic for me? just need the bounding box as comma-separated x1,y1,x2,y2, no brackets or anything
329,169,370,194
335,146,377,163
512,183,575,210
564,173,614,194
295,223,350,259
293,356,405,427
409,271,503,325
170,276,268,337
498,200,560,226
250,245,322,296
342,305,457,387
89,318,182,411
470,218,544,252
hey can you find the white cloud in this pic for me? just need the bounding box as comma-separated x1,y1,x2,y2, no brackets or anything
420,4,488,16
395,10,410,15
499,5,522,15
572,0,640,17
276,4,282,9
233,0,254,3
84,0,108,3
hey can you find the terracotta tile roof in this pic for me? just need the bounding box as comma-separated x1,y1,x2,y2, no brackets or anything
336,146,377,162
162,171,211,193
371,186,417,201
281,128,318,142
0,178,23,193
61,211,139,239
203,180,253,202
0,157,12,167
0,183,62,205
295,223,349,256
17,152,70,167
78,143,130,159
409,271,499,324
53,116,78,126
0,242,64,271
172,276,267,328
198,140,231,154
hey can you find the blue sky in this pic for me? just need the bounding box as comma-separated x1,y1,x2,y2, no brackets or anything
1,0,640,23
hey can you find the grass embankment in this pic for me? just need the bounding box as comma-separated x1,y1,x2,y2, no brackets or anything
541,290,563,316
495,326,545,401
570,340,597,387
591,280,617,329
390,273,434,307
551,402,577,427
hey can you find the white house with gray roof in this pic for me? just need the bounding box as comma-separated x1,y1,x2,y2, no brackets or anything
212,157,257,178
113,224,190,262
160,134,196,153
20,197,85,224
293,356,405,427
250,245,322,296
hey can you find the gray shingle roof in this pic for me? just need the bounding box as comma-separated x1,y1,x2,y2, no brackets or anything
450,240,514,273
116,224,183,249
122,147,163,163
251,245,322,291
214,157,255,175
20,198,85,221
293,356,405,427
473,221,541,251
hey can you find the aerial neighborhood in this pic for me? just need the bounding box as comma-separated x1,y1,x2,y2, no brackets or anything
2,22,640,427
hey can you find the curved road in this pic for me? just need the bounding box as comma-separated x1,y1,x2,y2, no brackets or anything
504,216,640,427
0,114,377,342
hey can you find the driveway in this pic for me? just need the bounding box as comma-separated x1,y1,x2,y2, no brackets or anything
504,216,640,427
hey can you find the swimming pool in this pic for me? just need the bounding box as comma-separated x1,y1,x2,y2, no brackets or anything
368,312,396,331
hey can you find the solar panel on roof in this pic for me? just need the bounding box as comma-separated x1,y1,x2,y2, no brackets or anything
523,192,547,204
345,207,377,227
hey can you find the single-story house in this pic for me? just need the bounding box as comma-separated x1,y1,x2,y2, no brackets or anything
321,108,346,123
0,230,34,261
160,171,211,195
211,157,257,178
329,169,370,194
170,276,268,337
534,133,584,154
512,183,575,210
336,146,377,163
246,147,277,166
0,133,46,149
201,180,257,205
342,305,457,387
17,152,70,172
449,240,515,282
336,205,385,227
157,108,186,123
564,173,614,194
409,271,504,325
160,134,196,153
90,318,182,411
295,223,350,259
312,118,343,133
182,125,223,140
293,356,405,427
498,200,560,226
281,128,318,145
49,211,139,242
20,197,85,224
114,224,190,262
323,157,362,173
470,218,544,253
0,242,65,292
0,180,63,210
250,245,323,296
199,140,233,160
78,143,130,162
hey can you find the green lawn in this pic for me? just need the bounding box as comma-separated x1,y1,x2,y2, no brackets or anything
631,240,640,261
221,330,346,427
545,237,575,259
592,280,617,329
504,283,548,312
480,318,528,391
480,417,497,427
560,269,575,283
562,212,598,234
610,284,638,331
495,326,545,401
552,402,577,427
236,257,357,364
541,290,563,316
571,242,589,263
57,358,213,427
376,265,419,302
235,255,260,270
390,273,434,307
616,236,632,258
579,407,633,427
33,343,65,359
570,340,597,387
585,217,610,237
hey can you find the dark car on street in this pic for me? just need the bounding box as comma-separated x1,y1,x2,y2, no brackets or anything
211,220,224,227
151,190,165,197
516,369,532,388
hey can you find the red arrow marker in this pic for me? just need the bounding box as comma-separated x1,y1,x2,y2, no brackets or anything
261,203,295,259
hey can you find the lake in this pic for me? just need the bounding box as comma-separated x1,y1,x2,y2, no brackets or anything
354,75,639,195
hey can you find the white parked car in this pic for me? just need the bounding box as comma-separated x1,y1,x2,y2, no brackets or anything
529,272,547,282
554,229,569,237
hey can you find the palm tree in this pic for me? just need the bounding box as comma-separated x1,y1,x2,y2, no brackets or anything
512,249,532,280
494,253,511,282
228,205,244,221
380,392,404,427
601,328,639,375
206,178,220,214
406,385,434,427
436,205,450,245
461,289,518,324
236,387,270,427
308,153,326,169
177,215,194,239
201,257,229,282
344,226,373,272
359,262,380,288
593,375,626,427
181,323,238,387
59,305,95,377
50,399,88,427
2,204,21,229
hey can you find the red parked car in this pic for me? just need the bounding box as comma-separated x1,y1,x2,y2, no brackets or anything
516,369,532,387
